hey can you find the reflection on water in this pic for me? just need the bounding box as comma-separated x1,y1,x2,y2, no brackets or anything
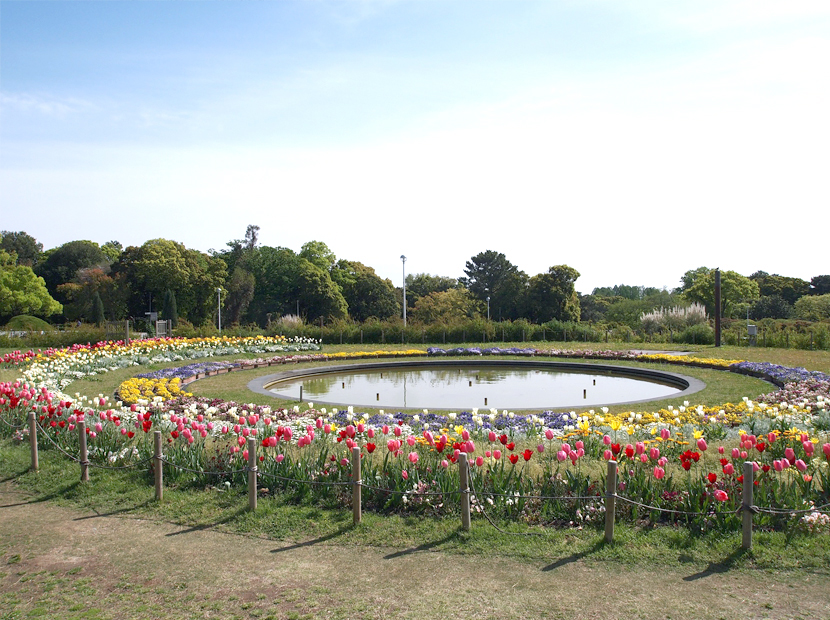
269,366,681,409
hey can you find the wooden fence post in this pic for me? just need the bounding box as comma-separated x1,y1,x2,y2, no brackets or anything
78,419,89,482
742,461,754,549
28,412,38,472
154,430,163,501
247,437,257,512
459,453,471,531
352,446,362,525
604,460,617,543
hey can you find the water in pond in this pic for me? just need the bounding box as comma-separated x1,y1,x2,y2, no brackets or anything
267,365,682,409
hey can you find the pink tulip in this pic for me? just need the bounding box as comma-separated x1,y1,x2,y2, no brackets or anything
485,450,491,458
441,460,449,468
773,459,784,472
407,435,416,446
723,463,734,475
718,446,724,455
382,425,389,435
493,450,502,460
752,461,760,472
545,429,554,441
795,459,808,472
408,452,419,464
461,429,470,441
561,443,571,454
653,466,665,480
640,454,648,464
658,457,668,467
803,441,814,455
649,447,660,461
603,435,611,446
465,440,475,453
367,428,375,438
393,426,401,437
340,458,349,467
603,450,612,461
401,470,408,480
823,443,830,459
768,432,777,443
713,489,728,502
785,447,795,464
488,431,497,442
537,444,544,454
635,442,645,455
475,456,484,467
275,454,284,463
660,428,670,440
697,438,708,452
556,450,567,462
575,441,584,451
315,417,323,429
357,423,364,433
731,447,740,459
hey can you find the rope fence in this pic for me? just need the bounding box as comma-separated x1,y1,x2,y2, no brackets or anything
18,418,830,549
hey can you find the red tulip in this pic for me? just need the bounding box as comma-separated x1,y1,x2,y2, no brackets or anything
509,454,519,465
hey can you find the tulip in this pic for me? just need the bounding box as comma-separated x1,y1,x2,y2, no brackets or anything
653,466,665,480
773,459,785,472
697,438,708,452
603,449,613,461
713,490,728,502
603,435,611,446
544,429,554,441
823,443,830,459
408,452,419,464
649,447,660,461
660,428,670,440
475,456,484,467
795,459,808,472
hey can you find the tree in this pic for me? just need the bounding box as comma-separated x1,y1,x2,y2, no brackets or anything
411,288,481,324
404,273,459,310
161,289,178,327
750,295,792,320
525,265,581,323
299,240,336,273
0,250,62,320
223,267,255,325
332,260,399,321
0,231,43,266
114,239,226,325
460,250,527,320
35,240,109,299
245,247,346,325
56,267,128,322
244,225,260,251
810,275,830,296
101,241,123,262
591,284,661,300
683,269,759,318
91,291,106,326
678,266,711,292
793,294,830,321
751,273,809,306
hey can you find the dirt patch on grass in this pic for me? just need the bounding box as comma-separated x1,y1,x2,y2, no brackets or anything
1,482,828,620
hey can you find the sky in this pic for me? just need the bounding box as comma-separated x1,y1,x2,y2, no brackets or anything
1,0,828,295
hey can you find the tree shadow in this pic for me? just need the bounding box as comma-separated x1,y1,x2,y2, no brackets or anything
541,539,606,571
164,506,249,537
682,547,749,581
383,532,462,559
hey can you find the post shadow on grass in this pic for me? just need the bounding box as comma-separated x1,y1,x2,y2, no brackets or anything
0,480,81,508
541,539,606,572
165,505,249,537
270,525,354,553
682,547,749,581
72,499,154,520
383,531,462,559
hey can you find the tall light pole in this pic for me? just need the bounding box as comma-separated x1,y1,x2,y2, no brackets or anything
487,296,490,321
216,287,222,334
400,255,407,327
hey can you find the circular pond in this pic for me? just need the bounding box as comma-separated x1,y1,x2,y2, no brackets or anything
250,360,704,410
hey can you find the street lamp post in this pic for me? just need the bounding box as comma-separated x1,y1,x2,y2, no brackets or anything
487,296,490,321
400,255,407,327
216,287,222,334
